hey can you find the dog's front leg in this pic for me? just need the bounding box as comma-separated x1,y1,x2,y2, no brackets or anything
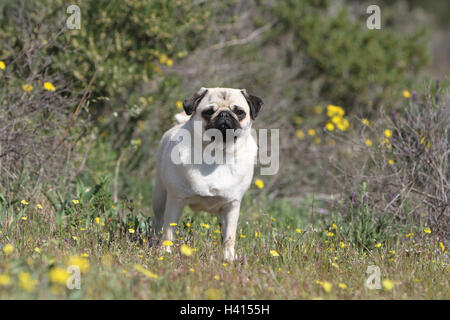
162,194,184,253
221,201,241,262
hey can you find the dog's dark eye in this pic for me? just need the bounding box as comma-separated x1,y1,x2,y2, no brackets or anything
234,108,246,118
202,109,214,118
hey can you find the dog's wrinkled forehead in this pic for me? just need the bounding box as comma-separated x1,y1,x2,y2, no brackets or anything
183,87,263,119
203,88,248,108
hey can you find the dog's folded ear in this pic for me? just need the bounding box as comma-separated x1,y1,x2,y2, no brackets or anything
241,89,263,120
183,87,208,115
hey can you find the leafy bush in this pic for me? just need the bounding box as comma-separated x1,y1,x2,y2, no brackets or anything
336,82,449,239
267,0,429,114
0,3,81,194
0,0,213,195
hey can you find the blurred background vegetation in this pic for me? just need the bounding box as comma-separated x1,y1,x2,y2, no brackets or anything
0,0,448,239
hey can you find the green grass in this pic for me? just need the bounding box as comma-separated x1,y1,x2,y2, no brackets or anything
0,183,448,299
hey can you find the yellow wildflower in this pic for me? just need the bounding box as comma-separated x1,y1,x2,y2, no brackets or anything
388,159,395,165
403,90,411,98
332,223,338,230
180,244,193,256
21,199,29,205
270,250,280,257
205,288,222,300
313,106,323,114
406,233,414,238
254,179,264,189
67,256,90,273
307,129,316,136
169,223,177,226
49,267,69,285
3,244,14,255
322,281,332,293
0,274,12,286
294,116,303,124
200,223,210,229
72,199,79,204
295,228,302,234
361,118,370,126
18,272,37,292
340,242,346,249
95,217,100,224
162,240,173,246
325,123,335,131
37,204,43,209
166,59,173,67
176,100,183,109
338,283,347,289
375,243,382,248
327,105,345,117
384,129,393,138
159,54,168,64
440,242,445,252
240,234,246,239
331,115,342,124
336,118,349,131
331,262,339,269
22,84,33,92
423,228,431,234
296,129,305,140
0,61,5,70
382,279,394,291
34,247,41,253
133,264,158,279
214,275,220,281
365,139,373,147
43,82,56,91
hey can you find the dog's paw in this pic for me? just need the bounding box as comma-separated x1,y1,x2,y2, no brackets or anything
223,248,236,262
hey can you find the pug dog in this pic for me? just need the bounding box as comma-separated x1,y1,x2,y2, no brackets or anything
152,87,263,261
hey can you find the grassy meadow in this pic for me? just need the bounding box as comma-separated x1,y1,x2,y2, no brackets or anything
0,184,448,299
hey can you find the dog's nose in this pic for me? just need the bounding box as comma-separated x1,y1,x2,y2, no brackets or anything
218,111,230,118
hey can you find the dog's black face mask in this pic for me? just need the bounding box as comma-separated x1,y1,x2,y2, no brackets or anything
205,110,241,142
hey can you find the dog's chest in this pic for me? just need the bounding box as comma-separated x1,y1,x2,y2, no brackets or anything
186,162,249,198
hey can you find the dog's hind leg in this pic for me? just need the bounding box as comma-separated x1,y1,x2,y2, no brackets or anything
151,175,166,242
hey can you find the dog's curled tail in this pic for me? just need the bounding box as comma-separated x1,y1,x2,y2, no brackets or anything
174,111,191,124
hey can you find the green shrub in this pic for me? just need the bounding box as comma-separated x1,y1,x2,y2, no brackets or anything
266,0,429,114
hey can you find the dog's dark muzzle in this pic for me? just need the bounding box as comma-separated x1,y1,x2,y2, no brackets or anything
210,111,241,142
